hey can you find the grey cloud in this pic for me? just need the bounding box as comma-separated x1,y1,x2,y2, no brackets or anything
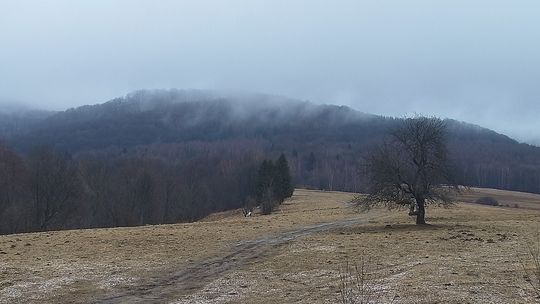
1,0,539,143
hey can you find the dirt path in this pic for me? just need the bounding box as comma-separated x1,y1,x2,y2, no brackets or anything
97,217,370,304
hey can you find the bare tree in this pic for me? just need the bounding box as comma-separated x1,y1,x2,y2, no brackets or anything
29,147,81,230
357,117,459,225
0,144,29,233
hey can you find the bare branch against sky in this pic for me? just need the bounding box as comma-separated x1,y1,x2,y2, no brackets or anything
1,1,539,143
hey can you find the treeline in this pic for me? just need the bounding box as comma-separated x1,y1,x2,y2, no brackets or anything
0,142,295,235
7,90,540,195
4,89,540,208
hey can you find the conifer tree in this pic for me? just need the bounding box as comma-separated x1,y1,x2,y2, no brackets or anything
274,153,294,203
254,155,295,214
255,160,274,203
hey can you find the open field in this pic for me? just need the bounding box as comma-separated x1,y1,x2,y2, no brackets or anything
1,188,539,303
460,187,540,210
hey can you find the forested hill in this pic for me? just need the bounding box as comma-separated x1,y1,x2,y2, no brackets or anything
0,108,54,138
3,89,540,194
8,90,384,152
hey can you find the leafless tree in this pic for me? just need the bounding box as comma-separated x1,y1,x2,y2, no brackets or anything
357,117,459,224
0,144,29,233
29,147,81,230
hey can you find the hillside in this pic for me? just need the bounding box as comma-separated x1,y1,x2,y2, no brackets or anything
2,89,540,195
0,108,54,138
1,188,538,303
7,90,383,152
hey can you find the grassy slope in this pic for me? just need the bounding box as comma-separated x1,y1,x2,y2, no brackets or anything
0,188,539,303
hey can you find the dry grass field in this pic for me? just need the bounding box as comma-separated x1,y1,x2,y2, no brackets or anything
0,188,539,303
460,187,540,210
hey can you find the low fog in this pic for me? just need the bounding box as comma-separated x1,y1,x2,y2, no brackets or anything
1,1,540,144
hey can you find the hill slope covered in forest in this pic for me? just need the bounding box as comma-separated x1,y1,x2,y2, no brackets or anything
2,89,538,194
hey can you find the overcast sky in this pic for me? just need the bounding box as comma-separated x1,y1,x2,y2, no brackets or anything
1,1,539,143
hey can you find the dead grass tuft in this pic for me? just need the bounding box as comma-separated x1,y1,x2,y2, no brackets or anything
339,253,396,304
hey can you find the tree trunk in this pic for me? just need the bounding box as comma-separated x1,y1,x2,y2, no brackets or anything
416,198,426,225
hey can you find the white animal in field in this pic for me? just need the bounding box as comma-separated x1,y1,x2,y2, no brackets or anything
242,207,253,217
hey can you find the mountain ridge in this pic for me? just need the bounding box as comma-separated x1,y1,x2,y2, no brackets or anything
0,89,524,148
1,89,539,194
1,89,521,150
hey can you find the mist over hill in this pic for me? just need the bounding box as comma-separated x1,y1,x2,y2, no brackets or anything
1,89,540,195
5,90,374,152
0,106,54,138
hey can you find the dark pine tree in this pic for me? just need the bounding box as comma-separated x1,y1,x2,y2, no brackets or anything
274,153,294,203
255,160,275,204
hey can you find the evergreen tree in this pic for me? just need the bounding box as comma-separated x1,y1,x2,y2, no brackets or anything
254,154,295,214
274,153,294,203
255,160,274,203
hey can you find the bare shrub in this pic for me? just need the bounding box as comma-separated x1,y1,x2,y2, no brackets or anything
261,189,277,215
242,196,256,217
475,196,499,206
339,253,395,304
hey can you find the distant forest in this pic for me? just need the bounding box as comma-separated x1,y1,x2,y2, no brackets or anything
1,89,540,234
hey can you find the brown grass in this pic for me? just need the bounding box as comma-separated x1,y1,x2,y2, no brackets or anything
0,188,539,303
460,187,540,210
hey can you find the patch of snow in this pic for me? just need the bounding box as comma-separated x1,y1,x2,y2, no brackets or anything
172,272,252,304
